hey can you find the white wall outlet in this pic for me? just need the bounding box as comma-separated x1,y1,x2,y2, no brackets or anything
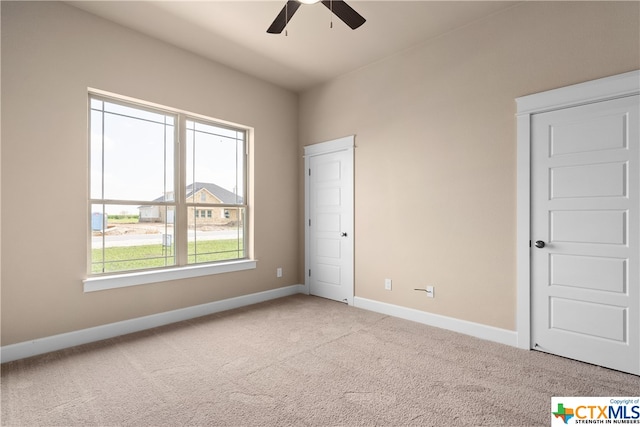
276,267,283,278
384,278,392,291
426,286,434,298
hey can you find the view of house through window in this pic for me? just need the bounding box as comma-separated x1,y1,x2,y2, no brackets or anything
90,94,247,274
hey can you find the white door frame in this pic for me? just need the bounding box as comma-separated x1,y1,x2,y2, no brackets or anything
515,70,640,349
303,135,355,304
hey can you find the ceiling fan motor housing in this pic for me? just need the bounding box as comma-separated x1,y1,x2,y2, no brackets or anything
267,0,366,34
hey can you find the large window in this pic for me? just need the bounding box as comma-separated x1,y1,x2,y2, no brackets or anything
89,94,248,276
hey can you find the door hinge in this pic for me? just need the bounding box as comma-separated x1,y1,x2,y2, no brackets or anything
308,169,311,176
309,219,311,226
308,269,311,277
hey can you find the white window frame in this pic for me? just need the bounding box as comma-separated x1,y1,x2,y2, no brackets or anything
84,90,255,293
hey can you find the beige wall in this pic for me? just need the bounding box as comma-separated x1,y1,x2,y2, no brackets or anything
1,2,299,345
298,1,640,330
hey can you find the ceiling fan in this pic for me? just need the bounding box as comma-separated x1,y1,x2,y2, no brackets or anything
267,0,366,34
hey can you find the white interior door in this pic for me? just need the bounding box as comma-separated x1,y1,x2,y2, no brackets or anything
304,137,354,304
531,95,639,374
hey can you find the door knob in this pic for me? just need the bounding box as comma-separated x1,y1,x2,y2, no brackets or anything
341,232,348,237
535,240,545,248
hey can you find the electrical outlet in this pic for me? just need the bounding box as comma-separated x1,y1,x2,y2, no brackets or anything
277,267,283,278
426,286,434,298
384,278,392,291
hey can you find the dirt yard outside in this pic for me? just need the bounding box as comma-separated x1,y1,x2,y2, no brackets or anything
92,222,235,237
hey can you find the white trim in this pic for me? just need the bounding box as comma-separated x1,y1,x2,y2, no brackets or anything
516,70,640,114
515,70,640,350
303,135,354,157
1,284,304,363
303,147,311,297
304,135,355,304
515,112,531,349
84,260,257,292
354,297,517,347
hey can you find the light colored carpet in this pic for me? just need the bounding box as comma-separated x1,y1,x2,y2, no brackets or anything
1,294,638,426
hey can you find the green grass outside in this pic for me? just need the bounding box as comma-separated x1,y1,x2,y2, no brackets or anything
92,239,244,274
107,215,140,224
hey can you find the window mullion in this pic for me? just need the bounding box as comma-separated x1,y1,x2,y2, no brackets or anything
100,107,106,272
176,114,188,266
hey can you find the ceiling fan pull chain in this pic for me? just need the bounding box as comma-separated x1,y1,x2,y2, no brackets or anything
330,0,333,28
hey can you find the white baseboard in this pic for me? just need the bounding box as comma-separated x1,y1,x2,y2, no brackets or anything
354,297,518,347
1,287,518,364
1,284,305,364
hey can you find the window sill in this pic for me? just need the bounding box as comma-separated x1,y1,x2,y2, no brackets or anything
83,260,257,293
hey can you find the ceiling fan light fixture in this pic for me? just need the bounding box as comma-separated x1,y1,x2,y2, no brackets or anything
297,0,321,4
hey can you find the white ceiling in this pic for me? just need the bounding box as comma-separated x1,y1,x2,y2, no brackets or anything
68,1,520,92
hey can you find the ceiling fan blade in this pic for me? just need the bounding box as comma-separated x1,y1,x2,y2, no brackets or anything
321,0,366,30
267,1,302,34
